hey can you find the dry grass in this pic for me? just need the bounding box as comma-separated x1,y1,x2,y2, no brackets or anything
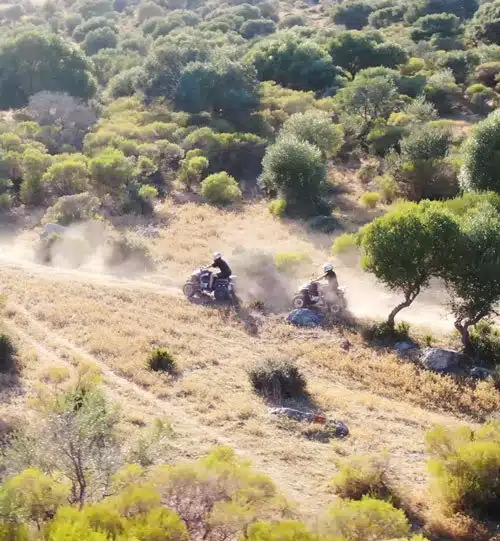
0,201,498,518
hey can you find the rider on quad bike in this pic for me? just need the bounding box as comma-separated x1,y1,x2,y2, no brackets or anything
208,252,232,291
292,263,346,312
316,263,339,294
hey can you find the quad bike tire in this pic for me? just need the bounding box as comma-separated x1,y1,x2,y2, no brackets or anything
292,295,307,309
214,283,231,302
182,282,196,298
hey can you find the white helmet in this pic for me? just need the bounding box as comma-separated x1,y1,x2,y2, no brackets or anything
323,263,334,273
212,252,222,261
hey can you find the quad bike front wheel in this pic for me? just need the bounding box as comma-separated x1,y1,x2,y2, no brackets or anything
182,282,196,298
292,295,307,309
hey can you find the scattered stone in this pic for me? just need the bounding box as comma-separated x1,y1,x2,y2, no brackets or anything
470,366,494,380
340,339,351,351
268,407,349,438
420,347,465,373
286,308,324,327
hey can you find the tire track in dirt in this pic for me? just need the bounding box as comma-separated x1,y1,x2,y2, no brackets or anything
5,301,321,512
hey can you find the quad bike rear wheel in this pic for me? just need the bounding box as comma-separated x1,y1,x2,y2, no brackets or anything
292,295,307,309
182,282,196,298
214,283,231,302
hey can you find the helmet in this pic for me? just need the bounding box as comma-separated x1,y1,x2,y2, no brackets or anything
323,263,334,273
212,252,222,261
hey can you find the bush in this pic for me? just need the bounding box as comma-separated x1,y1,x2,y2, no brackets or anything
278,14,306,29
367,124,406,156
377,174,399,203
460,109,500,192
83,27,118,56
103,235,155,272
259,135,327,217
470,320,500,366
248,358,307,402
147,348,177,374
240,19,276,38
0,333,15,373
268,199,286,218
360,192,381,209
426,422,500,517
473,61,500,88
330,454,391,500
249,35,342,93
323,496,410,540
332,1,373,30
42,193,101,226
332,233,358,255
281,111,344,159
200,172,242,205
274,251,311,274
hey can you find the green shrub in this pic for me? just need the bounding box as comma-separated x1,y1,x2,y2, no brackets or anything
274,251,311,275
323,496,410,540
248,358,307,402
470,320,500,367
201,172,242,205
147,348,177,374
268,199,287,218
0,333,15,373
246,521,328,541
426,422,500,517
376,174,398,203
42,193,101,226
330,454,391,500
360,192,381,209
103,235,155,272
259,135,327,217
240,19,276,39
332,233,358,255
278,14,306,29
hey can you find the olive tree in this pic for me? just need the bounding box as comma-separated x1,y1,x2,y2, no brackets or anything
334,74,399,124
443,203,500,350
359,202,460,327
259,135,327,217
280,111,344,159
460,109,500,192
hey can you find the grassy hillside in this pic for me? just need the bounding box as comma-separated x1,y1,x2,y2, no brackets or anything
1,0,500,538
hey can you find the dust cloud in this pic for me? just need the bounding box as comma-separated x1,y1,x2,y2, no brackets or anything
0,221,460,334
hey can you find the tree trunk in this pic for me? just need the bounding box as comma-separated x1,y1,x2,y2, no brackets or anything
455,320,473,354
387,288,420,328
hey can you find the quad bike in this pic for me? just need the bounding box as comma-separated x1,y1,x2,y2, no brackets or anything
182,267,238,304
292,280,347,314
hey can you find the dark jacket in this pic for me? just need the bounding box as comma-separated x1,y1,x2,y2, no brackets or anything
211,258,232,279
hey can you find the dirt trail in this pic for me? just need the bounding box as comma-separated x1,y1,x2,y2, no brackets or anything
0,247,456,334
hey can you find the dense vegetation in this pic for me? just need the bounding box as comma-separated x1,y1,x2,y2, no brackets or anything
0,372,498,541
1,0,500,538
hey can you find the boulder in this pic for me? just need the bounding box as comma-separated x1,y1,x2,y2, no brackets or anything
286,308,324,327
420,347,464,372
